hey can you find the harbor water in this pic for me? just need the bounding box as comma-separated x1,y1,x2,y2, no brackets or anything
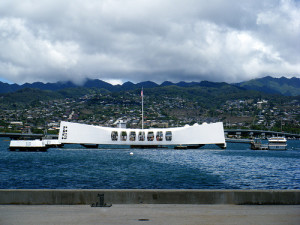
0,138,299,189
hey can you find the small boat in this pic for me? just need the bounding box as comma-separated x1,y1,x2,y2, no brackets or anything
268,137,287,150
9,139,63,151
9,140,49,152
251,139,268,150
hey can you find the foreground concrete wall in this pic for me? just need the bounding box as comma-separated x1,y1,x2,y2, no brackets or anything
0,190,299,205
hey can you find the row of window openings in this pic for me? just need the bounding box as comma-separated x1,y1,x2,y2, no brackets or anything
111,131,172,141
62,126,68,139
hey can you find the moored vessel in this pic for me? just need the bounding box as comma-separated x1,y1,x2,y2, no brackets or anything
9,139,63,151
268,137,287,150
250,139,268,150
9,140,49,152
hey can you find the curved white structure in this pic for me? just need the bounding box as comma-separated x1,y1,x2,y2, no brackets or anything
58,121,226,149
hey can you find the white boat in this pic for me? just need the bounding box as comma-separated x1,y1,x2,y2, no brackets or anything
9,140,49,151
58,121,226,149
9,139,63,151
268,137,287,150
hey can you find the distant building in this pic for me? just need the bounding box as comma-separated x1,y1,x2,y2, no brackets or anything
257,101,263,109
114,120,127,128
10,122,23,126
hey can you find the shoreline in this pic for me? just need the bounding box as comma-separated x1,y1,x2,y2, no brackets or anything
1,189,300,205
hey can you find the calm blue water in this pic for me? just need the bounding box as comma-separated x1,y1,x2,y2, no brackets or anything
0,138,299,189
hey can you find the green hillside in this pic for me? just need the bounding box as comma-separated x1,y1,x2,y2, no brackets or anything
236,76,300,96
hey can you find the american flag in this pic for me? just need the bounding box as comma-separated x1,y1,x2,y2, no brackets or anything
141,88,143,97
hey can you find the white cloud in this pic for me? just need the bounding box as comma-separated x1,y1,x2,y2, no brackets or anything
256,0,300,63
0,0,299,84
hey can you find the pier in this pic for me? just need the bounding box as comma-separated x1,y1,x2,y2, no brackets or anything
1,204,299,225
1,189,299,225
1,189,299,205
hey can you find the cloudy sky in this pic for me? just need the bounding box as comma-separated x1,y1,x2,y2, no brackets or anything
0,0,299,85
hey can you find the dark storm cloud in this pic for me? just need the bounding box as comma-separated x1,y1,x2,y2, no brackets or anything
0,0,299,85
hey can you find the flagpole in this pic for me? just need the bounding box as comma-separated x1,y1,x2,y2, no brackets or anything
142,87,144,129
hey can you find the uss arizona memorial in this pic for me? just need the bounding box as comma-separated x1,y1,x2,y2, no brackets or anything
9,89,227,150
58,121,227,149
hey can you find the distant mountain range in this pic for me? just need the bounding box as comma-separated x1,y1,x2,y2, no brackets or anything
0,76,299,96
234,76,300,96
0,79,235,93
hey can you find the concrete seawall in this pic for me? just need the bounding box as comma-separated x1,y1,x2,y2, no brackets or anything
1,190,300,205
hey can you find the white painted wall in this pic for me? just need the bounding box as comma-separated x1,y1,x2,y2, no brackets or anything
58,121,226,146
